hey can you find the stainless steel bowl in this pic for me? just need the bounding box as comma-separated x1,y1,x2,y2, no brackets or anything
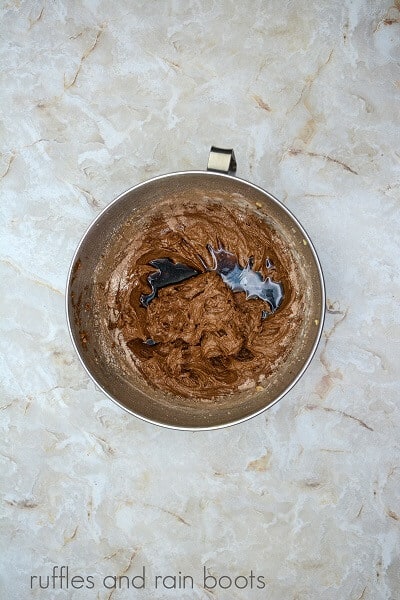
66,148,325,430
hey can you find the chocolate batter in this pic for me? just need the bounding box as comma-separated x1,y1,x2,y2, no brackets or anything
101,192,305,400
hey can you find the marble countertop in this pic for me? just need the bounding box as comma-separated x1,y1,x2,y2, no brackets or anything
1,1,400,598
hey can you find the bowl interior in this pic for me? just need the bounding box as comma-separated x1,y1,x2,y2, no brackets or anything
67,172,324,429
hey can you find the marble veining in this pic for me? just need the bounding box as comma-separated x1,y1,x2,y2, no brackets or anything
1,1,400,599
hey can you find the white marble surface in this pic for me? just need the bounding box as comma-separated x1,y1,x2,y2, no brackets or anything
1,1,400,598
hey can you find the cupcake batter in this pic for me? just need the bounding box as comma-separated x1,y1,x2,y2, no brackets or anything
101,192,305,399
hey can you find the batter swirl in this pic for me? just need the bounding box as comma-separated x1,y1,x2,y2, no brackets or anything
101,191,305,399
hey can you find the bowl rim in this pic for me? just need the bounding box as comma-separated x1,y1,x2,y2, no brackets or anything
66,170,326,430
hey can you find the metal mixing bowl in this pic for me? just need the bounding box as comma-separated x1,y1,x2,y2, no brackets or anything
66,150,325,430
